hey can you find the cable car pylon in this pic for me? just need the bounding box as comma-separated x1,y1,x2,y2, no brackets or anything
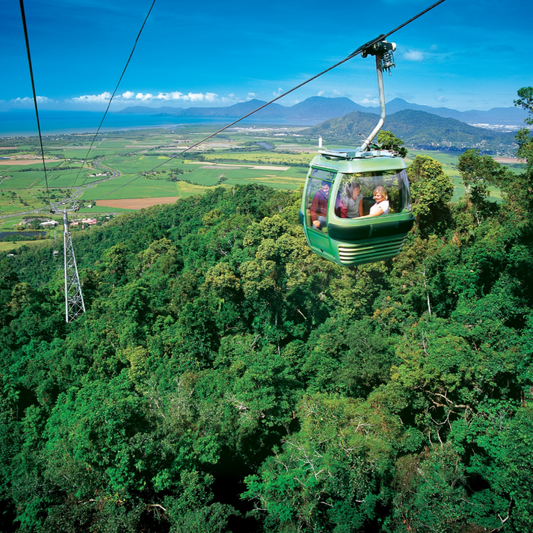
59,207,85,323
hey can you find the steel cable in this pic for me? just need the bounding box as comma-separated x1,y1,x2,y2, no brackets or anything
92,0,447,203
19,0,52,208
74,0,157,190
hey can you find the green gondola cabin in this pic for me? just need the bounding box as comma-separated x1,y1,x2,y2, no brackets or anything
299,39,415,267
299,148,414,266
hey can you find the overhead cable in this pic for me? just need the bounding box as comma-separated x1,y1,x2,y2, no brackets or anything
75,0,157,189
19,0,52,208
93,0,447,202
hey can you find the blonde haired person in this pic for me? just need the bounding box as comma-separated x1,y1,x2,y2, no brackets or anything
367,186,389,217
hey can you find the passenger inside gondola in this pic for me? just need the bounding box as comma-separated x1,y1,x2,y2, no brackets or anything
366,186,389,217
334,171,410,219
310,180,330,229
337,181,364,218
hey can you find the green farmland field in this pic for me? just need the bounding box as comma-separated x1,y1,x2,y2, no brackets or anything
185,168,224,186
1,124,518,228
80,176,179,201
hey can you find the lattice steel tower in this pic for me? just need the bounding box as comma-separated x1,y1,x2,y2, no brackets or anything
62,209,85,323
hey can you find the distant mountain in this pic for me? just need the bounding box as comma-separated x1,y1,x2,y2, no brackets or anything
303,109,518,156
369,98,528,126
117,97,363,121
174,100,290,119
118,99,291,119
117,96,528,126
283,96,365,119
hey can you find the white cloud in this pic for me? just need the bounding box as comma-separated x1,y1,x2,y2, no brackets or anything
317,91,324,97
127,91,218,103
135,92,154,101
154,91,183,101
403,50,424,62
220,94,240,104
71,92,112,103
273,88,283,97
19,89,247,109
184,92,217,102
13,96,53,104
359,97,378,105
66,90,222,105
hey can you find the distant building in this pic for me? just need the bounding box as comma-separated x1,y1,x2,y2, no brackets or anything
70,218,97,228
40,220,59,227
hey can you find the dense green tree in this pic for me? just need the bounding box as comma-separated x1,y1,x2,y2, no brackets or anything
2,93,533,531
456,149,504,224
408,155,454,236
244,393,402,532
377,130,408,158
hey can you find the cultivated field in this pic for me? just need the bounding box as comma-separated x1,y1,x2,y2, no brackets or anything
97,197,180,209
0,125,523,250
0,159,62,166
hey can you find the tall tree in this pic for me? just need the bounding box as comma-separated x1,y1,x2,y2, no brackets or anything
408,155,454,236
377,130,408,158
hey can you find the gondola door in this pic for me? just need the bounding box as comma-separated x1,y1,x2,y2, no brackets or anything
303,167,337,263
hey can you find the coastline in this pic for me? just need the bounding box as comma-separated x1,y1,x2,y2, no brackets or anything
0,110,317,137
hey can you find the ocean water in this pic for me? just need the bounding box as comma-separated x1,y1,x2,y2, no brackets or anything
0,110,313,137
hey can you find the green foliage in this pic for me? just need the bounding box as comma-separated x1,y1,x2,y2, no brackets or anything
457,149,503,216
244,394,401,532
390,445,476,533
513,87,533,172
1,97,533,532
514,86,533,125
378,130,408,158
408,155,454,236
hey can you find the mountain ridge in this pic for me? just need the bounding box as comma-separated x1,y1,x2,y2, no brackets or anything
302,108,518,155
117,96,528,126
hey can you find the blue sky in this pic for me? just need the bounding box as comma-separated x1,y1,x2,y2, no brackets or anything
2,0,532,113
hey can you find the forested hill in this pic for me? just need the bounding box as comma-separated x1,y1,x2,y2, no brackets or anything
1,143,533,530
304,109,517,155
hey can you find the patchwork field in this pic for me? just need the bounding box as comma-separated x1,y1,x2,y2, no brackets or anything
97,197,180,209
0,159,62,166
0,125,523,239
80,176,180,201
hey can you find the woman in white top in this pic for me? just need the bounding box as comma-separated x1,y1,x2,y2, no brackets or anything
368,186,389,217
